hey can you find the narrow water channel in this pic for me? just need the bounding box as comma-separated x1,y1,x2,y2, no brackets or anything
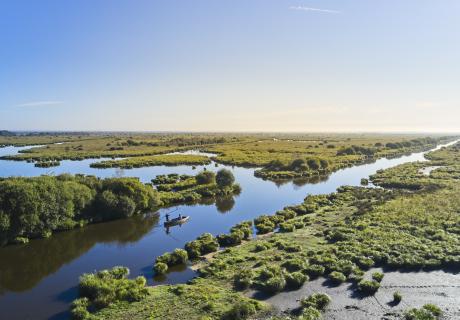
0,141,457,320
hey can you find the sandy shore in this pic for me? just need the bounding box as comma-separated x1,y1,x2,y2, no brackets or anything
248,268,460,319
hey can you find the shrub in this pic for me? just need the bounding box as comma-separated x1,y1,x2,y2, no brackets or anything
260,275,286,293
358,280,380,295
286,271,308,289
153,262,168,275
216,169,235,188
223,300,257,320
328,271,346,284
217,231,244,247
357,257,374,269
294,221,305,229
155,249,188,267
393,291,402,304
279,222,295,232
276,209,296,221
156,252,172,265
171,248,188,265
299,307,322,320
304,264,325,278
348,268,365,283
184,240,201,259
70,298,90,320
195,171,216,184
231,221,253,239
307,158,321,170
185,233,219,259
234,269,254,290
283,258,306,272
258,265,278,279
78,266,148,310
301,293,331,311
254,242,270,252
284,244,302,253
255,222,275,234
404,304,442,320
254,215,276,234
372,271,384,283
422,304,442,317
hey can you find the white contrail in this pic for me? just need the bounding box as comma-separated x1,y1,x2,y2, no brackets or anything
289,6,340,14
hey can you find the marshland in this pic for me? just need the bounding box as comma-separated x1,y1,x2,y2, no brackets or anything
3,1,460,319
0,133,459,320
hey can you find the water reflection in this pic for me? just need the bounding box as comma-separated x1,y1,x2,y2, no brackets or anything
215,196,236,213
0,215,159,294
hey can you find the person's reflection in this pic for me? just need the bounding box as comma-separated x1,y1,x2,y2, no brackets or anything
164,222,186,235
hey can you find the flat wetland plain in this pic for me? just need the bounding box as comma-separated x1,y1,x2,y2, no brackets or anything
0,132,459,320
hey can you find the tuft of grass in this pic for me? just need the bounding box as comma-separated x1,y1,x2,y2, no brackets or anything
393,291,402,304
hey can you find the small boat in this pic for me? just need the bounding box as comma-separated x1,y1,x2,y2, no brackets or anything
164,216,190,227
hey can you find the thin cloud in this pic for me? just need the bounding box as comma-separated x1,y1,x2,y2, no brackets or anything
16,100,64,107
289,6,340,14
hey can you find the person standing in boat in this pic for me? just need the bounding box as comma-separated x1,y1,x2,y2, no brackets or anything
178,213,182,220
165,213,170,222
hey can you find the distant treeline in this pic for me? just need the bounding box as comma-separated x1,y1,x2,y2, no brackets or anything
336,137,438,156
0,130,15,137
0,175,159,246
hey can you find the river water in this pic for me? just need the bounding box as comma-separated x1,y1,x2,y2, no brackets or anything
0,141,457,320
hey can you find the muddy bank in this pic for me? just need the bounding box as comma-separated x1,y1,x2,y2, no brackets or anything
249,268,460,319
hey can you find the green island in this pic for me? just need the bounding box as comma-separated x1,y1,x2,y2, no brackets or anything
90,154,212,169
70,142,460,319
0,169,239,246
154,170,241,206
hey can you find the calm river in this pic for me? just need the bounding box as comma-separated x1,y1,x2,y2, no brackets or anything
0,141,457,320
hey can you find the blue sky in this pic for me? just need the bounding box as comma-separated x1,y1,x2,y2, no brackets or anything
1,0,459,132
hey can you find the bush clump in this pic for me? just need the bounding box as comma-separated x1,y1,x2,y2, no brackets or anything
70,298,91,320
261,275,286,293
184,233,219,259
372,271,384,283
256,265,286,294
279,222,295,232
217,230,244,247
286,271,308,289
328,271,346,284
195,171,216,185
404,304,442,320
254,215,276,234
304,264,325,278
357,257,375,269
230,220,253,239
393,291,402,304
301,293,331,311
282,258,306,272
358,280,380,295
233,269,254,290
299,307,322,320
216,169,235,188
75,266,148,313
223,300,258,320
153,262,168,275
156,249,189,267
254,242,270,252
276,209,296,221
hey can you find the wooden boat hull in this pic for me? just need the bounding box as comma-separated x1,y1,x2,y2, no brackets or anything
164,216,190,227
